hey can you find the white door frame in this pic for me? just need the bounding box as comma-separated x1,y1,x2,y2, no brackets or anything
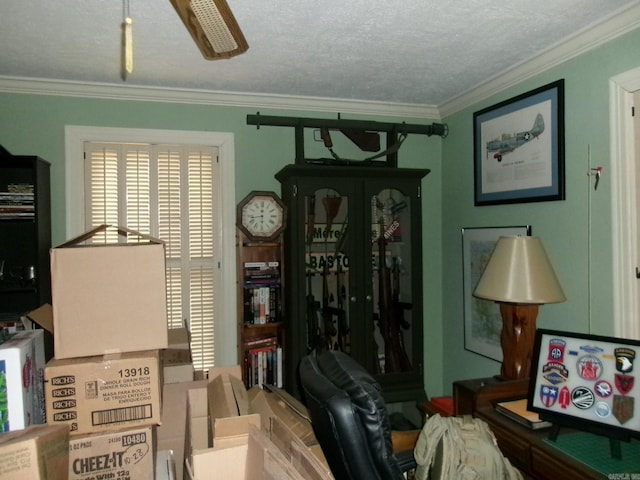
610,67,640,340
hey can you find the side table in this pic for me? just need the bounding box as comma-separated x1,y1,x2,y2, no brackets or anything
453,376,528,414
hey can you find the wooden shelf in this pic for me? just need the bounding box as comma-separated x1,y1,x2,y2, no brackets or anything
236,229,285,389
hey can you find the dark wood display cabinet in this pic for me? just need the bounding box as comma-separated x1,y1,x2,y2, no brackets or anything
276,164,429,402
0,151,52,355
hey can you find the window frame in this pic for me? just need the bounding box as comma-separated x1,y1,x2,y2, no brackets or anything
65,126,237,366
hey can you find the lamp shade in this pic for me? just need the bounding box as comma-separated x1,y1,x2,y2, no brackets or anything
473,236,566,304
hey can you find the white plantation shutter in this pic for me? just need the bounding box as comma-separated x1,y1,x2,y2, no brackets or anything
84,142,219,370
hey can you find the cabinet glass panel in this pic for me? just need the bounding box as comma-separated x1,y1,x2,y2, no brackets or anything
371,188,413,374
305,188,350,354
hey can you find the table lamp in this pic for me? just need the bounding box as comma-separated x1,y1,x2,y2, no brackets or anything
473,236,566,380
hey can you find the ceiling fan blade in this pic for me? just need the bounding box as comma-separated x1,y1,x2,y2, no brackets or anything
170,0,249,60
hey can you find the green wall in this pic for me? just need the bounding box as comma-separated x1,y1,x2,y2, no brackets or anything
1,25,638,399
439,27,640,393
0,93,444,395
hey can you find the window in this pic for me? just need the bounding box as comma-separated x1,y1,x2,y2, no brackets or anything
65,127,237,370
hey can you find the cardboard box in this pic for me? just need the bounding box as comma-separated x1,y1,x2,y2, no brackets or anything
44,350,161,435
50,225,168,359
184,367,260,480
183,372,331,480
271,417,334,480
22,304,54,334
162,349,194,385
0,329,46,432
248,386,316,448
186,441,248,480
185,424,308,480
156,450,176,480
246,424,306,480
167,328,190,350
0,424,69,480
249,387,333,479
206,366,260,440
68,426,155,480
157,380,208,480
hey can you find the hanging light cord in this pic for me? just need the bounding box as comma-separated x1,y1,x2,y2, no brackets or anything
122,0,133,79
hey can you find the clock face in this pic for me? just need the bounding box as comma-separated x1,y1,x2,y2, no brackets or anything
239,193,285,240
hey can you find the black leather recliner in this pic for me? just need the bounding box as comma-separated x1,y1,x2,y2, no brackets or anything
299,350,417,480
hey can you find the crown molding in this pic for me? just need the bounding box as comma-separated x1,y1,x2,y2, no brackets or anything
438,2,640,118
0,76,440,120
1,2,638,121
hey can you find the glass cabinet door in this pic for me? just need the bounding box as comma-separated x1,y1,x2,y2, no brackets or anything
304,188,351,355
370,187,414,375
276,164,428,401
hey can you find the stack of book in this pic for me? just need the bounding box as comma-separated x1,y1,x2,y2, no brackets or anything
243,261,281,324
0,184,34,220
243,335,283,389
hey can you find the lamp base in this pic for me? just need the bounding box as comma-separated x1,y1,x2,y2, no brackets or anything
499,303,539,380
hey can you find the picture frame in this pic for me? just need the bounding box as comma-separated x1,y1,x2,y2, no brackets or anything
473,80,565,206
462,225,531,361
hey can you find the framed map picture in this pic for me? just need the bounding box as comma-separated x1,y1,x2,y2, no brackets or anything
462,226,531,361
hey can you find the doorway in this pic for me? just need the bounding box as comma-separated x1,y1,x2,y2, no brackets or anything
610,68,640,340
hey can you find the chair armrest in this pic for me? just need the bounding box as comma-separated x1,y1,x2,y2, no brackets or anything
391,429,420,453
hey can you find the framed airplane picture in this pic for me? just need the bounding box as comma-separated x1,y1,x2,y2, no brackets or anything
473,80,565,206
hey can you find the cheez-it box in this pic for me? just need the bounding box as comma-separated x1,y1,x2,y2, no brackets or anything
44,350,161,436
68,426,156,480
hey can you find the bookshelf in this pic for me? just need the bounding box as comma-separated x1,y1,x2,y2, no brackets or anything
236,230,285,389
0,151,53,358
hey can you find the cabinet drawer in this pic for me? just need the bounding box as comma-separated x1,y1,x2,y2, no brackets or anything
487,421,531,471
531,444,605,479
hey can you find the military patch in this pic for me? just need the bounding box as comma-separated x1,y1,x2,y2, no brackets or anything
577,354,603,380
612,395,634,424
548,339,566,362
614,374,635,395
594,401,612,418
594,380,613,398
580,345,604,354
571,386,595,409
542,362,569,385
559,386,571,409
614,347,635,374
540,384,559,407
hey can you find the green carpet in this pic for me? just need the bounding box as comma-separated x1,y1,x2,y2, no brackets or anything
543,432,640,475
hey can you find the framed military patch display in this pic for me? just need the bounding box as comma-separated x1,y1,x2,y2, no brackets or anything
528,329,640,447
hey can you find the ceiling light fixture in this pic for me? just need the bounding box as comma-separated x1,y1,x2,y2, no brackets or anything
170,0,249,60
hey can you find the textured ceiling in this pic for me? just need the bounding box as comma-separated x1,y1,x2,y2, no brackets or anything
1,0,639,107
